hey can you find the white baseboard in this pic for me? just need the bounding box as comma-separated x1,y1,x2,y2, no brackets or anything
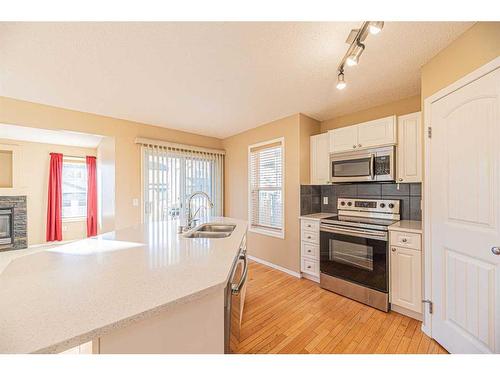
247,255,301,278
391,304,423,321
301,273,320,283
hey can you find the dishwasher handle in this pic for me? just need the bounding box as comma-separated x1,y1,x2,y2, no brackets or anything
231,253,248,295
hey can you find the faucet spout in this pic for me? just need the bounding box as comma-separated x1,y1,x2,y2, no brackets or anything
185,191,214,230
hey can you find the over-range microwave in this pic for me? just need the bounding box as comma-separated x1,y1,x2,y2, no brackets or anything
329,146,395,183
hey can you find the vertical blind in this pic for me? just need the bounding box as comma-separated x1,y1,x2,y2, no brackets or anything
139,140,224,223
249,139,284,235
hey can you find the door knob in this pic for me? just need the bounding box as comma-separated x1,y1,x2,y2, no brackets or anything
492,246,500,255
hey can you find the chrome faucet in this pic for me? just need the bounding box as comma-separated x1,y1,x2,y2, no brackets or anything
180,191,214,232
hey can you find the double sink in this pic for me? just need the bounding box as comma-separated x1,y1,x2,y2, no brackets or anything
183,223,236,239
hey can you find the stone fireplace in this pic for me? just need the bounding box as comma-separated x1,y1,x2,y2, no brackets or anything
0,196,27,251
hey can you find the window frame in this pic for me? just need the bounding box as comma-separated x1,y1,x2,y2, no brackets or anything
247,137,285,239
61,156,88,222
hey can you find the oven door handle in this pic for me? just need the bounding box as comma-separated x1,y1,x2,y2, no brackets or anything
320,225,387,241
370,153,375,180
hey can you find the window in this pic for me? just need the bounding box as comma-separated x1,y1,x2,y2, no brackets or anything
142,144,224,222
62,159,87,219
248,138,284,238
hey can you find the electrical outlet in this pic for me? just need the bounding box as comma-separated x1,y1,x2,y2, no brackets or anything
62,225,68,232
132,198,139,207
323,196,328,205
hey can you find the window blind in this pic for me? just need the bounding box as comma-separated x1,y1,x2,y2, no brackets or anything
140,142,224,223
249,139,284,236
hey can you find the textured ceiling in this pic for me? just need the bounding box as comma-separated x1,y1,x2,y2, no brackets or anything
0,22,473,138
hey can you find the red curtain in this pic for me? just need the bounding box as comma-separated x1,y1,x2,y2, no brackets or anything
46,153,63,241
86,156,98,237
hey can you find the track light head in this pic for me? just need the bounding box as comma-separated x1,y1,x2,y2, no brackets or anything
368,21,384,35
346,42,365,67
336,72,346,90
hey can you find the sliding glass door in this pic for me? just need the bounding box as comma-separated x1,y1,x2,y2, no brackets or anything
142,145,224,223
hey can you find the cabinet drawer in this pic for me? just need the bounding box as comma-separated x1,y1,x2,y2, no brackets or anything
301,229,319,244
301,257,319,276
301,219,319,232
390,231,421,250
301,241,319,260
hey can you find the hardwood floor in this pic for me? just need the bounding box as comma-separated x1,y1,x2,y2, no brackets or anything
230,261,447,354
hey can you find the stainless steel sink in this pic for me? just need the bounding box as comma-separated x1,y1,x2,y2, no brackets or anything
183,223,236,239
196,224,236,233
184,231,232,239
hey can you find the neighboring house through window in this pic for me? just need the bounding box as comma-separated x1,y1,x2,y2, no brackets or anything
62,158,87,219
248,137,284,238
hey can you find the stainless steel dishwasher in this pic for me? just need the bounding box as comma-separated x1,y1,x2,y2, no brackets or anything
224,235,248,353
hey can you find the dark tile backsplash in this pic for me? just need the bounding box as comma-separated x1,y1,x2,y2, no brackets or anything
300,183,422,221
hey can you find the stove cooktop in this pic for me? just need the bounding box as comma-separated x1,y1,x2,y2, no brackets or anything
321,214,399,230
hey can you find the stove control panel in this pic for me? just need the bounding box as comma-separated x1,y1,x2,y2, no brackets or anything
337,198,400,214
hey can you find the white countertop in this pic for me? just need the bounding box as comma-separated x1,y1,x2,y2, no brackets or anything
0,217,247,354
299,213,334,221
388,220,422,234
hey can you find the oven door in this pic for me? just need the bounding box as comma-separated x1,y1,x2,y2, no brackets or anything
320,224,388,292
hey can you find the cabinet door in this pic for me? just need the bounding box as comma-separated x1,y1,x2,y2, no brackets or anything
397,112,422,183
329,126,358,153
310,133,330,184
390,246,422,313
357,115,396,149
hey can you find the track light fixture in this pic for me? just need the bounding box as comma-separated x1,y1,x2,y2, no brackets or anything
336,21,384,90
346,42,365,67
336,71,346,90
369,21,384,35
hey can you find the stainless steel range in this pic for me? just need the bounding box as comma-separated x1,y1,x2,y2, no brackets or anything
319,198,400,312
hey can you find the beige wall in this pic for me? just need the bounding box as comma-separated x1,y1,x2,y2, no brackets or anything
320,95,421,132
0,96,223,232
223,114,303,272
0,150,13,187
0,138,96,244
97,136,116,234
421,22,500,100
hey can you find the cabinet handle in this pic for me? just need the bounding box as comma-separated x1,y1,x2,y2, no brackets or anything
402,238,408,243
353,145,357,149
307,249,311,253
307,236,311,239
391,247,396,252
398,178,403,182
358,144,362,147
307,265,311,269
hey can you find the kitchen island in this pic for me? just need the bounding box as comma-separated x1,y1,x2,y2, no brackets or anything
0,217,247,354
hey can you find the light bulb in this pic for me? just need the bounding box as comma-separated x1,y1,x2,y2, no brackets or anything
346,55,358,66
336,72,346,90
369,21,384,35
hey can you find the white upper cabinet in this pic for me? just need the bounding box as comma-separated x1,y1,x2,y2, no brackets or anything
310,133,330,185
397,112,422,183
357,115,396,149
329,125,358,153
329,115,396,154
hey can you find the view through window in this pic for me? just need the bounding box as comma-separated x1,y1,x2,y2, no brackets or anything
62,160,87,219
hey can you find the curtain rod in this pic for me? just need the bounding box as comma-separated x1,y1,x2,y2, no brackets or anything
134,137,225,155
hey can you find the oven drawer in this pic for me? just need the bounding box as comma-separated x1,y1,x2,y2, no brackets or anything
301,241,319,260
301,257,319,276
301,219,319,232
389,231,421,250
301,229,319,244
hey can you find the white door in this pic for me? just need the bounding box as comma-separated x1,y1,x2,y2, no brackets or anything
329,126,358,153
310,133,330,184
357,115,396,149
428,66,500,353
390,246,422,313
397,112,422,183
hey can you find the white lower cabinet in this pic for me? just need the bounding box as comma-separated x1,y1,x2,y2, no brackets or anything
300,218,320,281
389,230,423,319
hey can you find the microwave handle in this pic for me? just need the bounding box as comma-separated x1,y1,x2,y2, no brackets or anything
370,154,375,180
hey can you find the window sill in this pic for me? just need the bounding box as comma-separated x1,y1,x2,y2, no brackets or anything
249,227,285,239
62,217,87,223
